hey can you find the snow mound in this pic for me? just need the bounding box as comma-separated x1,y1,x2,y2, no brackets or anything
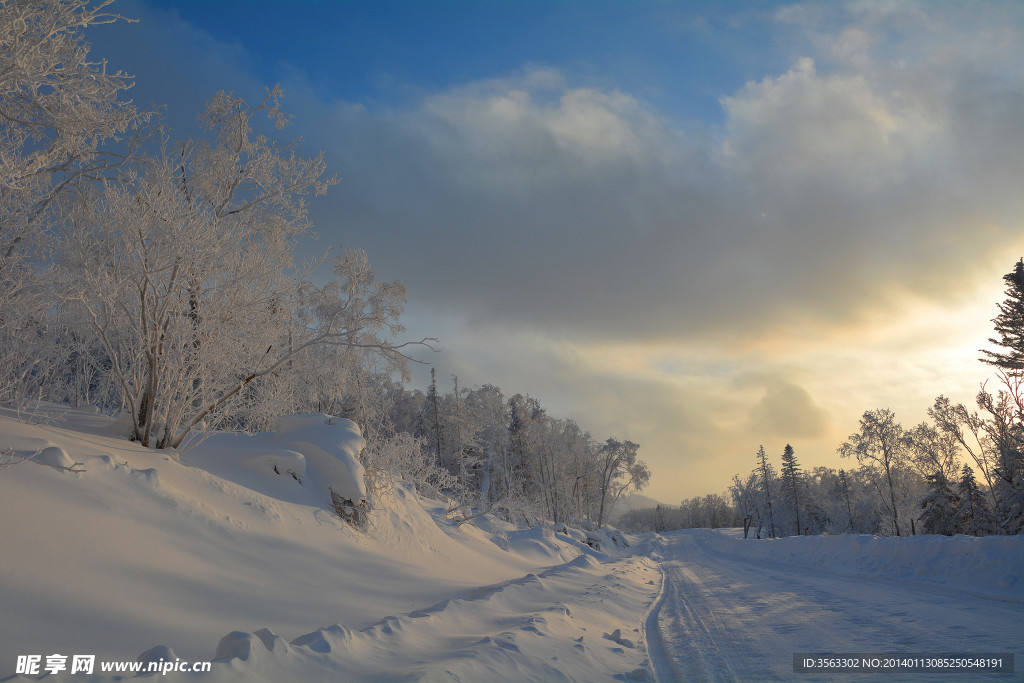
116,553,660,682
34,446,76,471
270,414,366,508
181,413,365,510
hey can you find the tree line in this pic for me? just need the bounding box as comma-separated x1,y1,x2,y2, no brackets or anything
622,261,1024,538
353,371,650,526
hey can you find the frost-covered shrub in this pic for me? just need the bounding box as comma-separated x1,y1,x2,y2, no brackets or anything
362,432,458,503
331,488,369,527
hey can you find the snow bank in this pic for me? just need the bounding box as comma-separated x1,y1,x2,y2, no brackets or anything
703,529,1024,600
0,405,607,679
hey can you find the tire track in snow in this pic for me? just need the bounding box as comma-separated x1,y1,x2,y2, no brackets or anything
646,530,1022,682
642,560,681,683
657,560,741,682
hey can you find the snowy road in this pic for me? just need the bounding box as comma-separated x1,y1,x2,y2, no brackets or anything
644,530,1022,682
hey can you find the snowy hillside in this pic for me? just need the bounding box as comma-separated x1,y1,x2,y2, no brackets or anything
0,404,1021,681
0,405,657,681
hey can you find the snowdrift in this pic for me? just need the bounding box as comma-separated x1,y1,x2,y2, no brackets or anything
184,413,368,521
0,407,573,660
0,404,657,682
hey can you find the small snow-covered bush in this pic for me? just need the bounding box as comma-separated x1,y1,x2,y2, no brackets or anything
362,432,458,503
331,488,369,527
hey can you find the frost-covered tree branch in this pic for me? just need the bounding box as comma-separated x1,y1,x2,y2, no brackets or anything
0,0,147,406
0,0,141,193
55,91,431,451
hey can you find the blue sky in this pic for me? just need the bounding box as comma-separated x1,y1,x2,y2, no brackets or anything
131,0,794,122
88,0,1024,501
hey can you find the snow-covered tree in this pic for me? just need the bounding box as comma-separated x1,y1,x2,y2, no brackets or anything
954,464,997,536
438,374,485,508
0,0,142,245
835,468,857,533
928,395,1000,513
0,0,140,189
463,384,510,506
362,432,458,503
424,367,443,463
974,380,1024,534
838,409,911,536
374,379,645,527
975,258,1024,533
919,470,959,536
779,443,804,536
595,438,649,528
730,472,760,538
505,393,545,520
56,90,425,450
981,259,1024,371
906,421,961,482
755,445,777,538
0,0,145,405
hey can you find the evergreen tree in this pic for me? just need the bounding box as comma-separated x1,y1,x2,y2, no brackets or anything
780,444,804,535
919,471,958,535
838,469,855,533
977,259,1024,534
427,367,442,463
955,464,997,536
756,445,777,539
981,259,1024,370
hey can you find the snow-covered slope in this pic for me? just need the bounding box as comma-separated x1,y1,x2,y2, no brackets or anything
0,405,656,681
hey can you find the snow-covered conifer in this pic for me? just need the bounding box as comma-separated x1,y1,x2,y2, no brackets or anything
981,259,1024,371
755,445,777,538
954,464,998,536
779,444,804,535
919,471,959,536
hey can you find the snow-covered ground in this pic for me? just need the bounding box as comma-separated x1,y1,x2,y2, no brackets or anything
0,405,656,681
644,529,1023,682
0,405,1021,681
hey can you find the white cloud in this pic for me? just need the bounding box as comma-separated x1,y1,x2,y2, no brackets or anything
720,56,942,193
318,11,1023,348
414,71,683,186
